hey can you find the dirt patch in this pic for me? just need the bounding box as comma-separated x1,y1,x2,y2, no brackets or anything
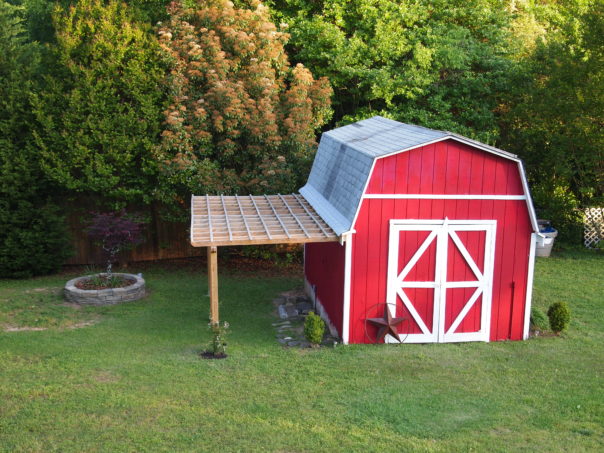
2,319,98,332
75,275,136,290
67,320,98,329
25,287,61,294
93,370,120,383
3,326,48,332
200,351,228,359
530,329,561,338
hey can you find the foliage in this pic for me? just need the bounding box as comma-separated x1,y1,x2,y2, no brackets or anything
87,211,145,275
0,1,71,278
530,306,548,331
501,0,604,219
0,201,72,279
8,0,171,43
547,302,571,334
303,310,325,345
235,245,302,266
154,0,332,211
531,183,583,243
31,0,168,206
270,0,515,142
82,273,133,289
206,320,229,356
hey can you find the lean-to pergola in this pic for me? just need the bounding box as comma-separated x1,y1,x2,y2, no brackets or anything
190,194,338,323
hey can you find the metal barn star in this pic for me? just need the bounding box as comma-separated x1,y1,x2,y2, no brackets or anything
366,304,406,343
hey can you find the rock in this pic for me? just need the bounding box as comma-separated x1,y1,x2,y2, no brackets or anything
278,305,288,319
272,296,286,306
296,302,312,314
284,305,298,318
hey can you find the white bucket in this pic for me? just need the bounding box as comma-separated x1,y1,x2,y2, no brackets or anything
536,230,558,257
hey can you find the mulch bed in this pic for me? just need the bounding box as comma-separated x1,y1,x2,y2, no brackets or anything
75,276,136,291
200,351,228,360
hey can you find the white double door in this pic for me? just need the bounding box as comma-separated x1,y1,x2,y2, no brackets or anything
386,219,496,343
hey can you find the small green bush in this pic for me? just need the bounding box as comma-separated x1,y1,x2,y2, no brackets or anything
206,321,229,357
530,307,549,331
304,311,325,345
547,302,571,333
0,200,72,278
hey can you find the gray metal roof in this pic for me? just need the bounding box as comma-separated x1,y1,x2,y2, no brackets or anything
300,116,523,236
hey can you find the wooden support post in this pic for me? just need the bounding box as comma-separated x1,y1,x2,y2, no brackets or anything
208,246,219,324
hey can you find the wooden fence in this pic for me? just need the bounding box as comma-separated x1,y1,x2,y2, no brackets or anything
64,208,204,265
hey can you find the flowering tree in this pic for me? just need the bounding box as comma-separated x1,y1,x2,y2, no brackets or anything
155,0,332,210
87,211,145,277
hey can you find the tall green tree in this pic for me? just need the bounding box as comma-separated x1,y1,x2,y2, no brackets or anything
32,0,168,206
501,0,603,240
0,1,71,277
270,0,515,142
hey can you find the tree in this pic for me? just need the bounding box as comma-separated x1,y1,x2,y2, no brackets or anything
31,0,168,206
269,0,515,142
154,0,332,209
0,2,71,277
500,0,603,241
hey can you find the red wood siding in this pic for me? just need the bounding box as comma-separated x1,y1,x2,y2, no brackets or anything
349,139,533,343
304,241,346,336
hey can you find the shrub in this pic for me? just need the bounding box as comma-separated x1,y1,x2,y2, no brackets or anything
0,2,72,278
530,306,548,331
531,184,583,244
32,0,167,205
86,211,145,276
206,321,229,357
0,200,71,278
304,311,325,345
547,302,571,333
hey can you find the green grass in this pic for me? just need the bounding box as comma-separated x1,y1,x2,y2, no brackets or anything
0,250,602,452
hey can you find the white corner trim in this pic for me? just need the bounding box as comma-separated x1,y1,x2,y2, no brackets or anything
517,161,540,233
190,194,195,245
349,158,378,232
523,233,537,340
342,231,353,345
364,194,527,200
304,277,339,338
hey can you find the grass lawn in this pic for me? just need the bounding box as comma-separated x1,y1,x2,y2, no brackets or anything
0,250,602,452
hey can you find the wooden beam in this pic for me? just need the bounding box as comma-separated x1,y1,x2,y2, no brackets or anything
264,195,290,238
249,195,272,239
293,194,331,238
207,246,219,324
278,194,311,238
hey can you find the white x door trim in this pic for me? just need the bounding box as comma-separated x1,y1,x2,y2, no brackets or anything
386,219,496,343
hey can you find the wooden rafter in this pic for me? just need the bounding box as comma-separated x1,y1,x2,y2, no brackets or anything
264,195,290,239
279,194,311,238
190,194,338,247
235,195,252,241
292,193,331,238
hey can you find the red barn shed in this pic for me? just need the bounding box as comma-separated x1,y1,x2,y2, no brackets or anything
301,116,539,344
